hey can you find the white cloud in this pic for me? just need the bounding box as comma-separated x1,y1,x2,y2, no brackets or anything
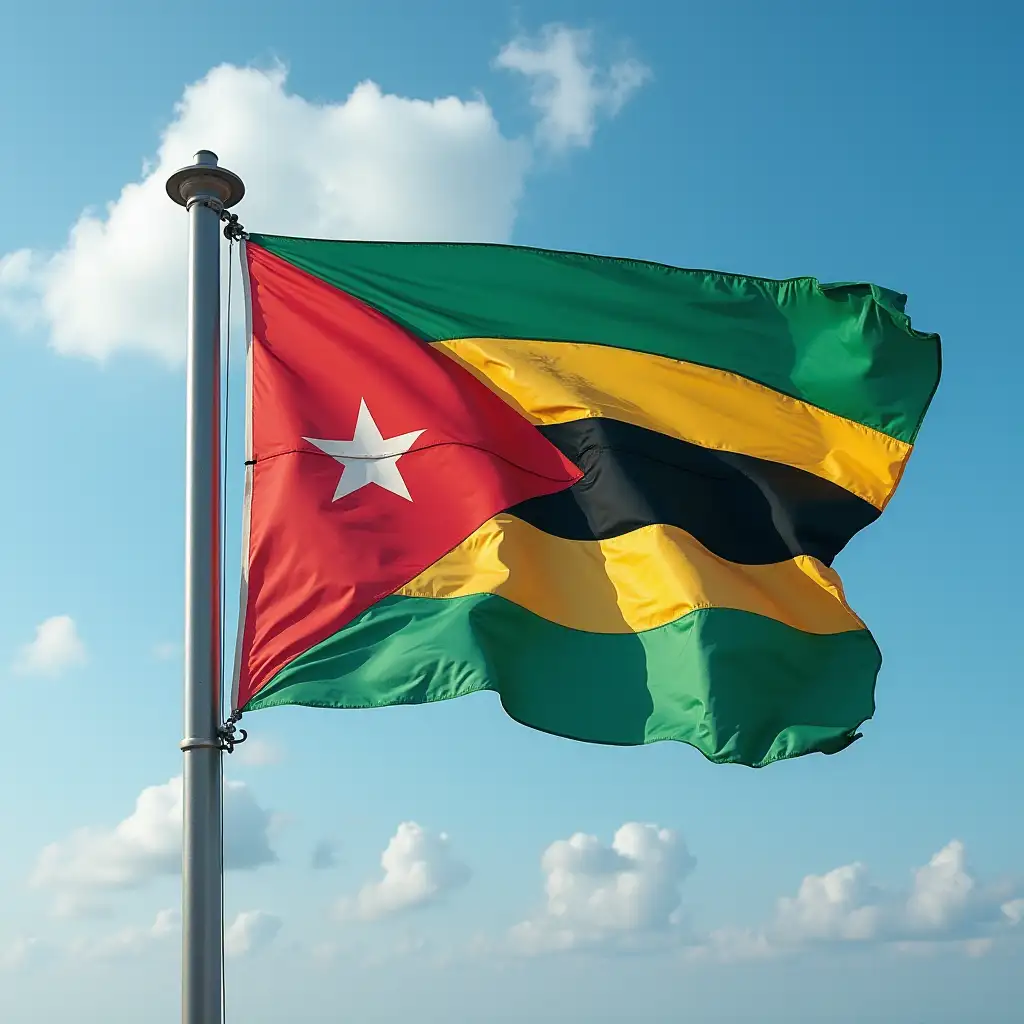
338,822,470,921
709,840,1021,960
75,908,180,961
32,775,276,913
496,25,650,151
151,907,180,937
1002,897,1024,926
2,26,646,364
0,250,43,331
4,64,524,364
235,736,284,767
152,641,178,661
906,840,975,932
225,910,282,958
774,861,884,943
510,823,695,954
13,615,86,676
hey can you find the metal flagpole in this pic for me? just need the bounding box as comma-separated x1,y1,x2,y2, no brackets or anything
166,150,245,1024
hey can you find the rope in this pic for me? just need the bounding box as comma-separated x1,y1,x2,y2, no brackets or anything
217,213,247,1023
219,235,233,1024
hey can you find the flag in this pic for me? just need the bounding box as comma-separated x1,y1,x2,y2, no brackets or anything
231,234,940,767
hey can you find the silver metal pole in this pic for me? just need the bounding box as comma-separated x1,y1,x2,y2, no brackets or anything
166,150,244,1024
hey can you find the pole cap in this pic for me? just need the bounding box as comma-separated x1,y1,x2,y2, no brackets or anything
166,149,245,209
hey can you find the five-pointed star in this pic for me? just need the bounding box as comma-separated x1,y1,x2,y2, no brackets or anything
303,399,426,502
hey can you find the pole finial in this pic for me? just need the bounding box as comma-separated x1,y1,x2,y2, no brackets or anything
166,149,245,210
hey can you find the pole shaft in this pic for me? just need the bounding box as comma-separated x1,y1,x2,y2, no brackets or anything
182,157,224,1024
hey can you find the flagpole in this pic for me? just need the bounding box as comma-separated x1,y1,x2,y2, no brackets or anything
166,150,245,1024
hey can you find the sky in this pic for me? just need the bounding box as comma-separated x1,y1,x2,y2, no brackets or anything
0,1,1021,1021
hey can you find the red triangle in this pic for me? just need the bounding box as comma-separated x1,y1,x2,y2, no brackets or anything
236,243,581,707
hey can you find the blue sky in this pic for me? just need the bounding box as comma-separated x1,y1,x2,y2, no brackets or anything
1,2,1021,1021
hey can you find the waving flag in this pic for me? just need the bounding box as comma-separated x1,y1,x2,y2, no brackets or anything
232,234,939,767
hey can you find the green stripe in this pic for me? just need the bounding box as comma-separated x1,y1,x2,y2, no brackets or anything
242,593,880,768
251,234,940,443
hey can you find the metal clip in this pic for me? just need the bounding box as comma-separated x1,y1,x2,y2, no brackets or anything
221,210,247,241
217,710,248,753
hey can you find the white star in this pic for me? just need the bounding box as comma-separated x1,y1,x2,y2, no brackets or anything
303,399,426,502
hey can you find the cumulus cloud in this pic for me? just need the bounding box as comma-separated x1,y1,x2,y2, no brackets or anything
235,736,284,767
905,840,977,933
32,775,276,914
709,840,1021,961
774,861,883,943
496,25,650,151
510,823,695,954
0,66,523,364
13,615,86,676
0,26,646,364
224,910,282,958
338,822,470,921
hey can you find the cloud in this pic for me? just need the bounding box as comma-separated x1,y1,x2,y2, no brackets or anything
0,936,53,972
2,64,524,364
688,926,776,964
709,840,1021,960
774,861,884,943
225,910,282,958
1002,897,1024,926
496,25,650,151
235,736,284,767
2,26,646,363
32,775,276,913
13,615,86,676
0,250,43,331
905,840,977,932
311,840,341,871
510,823,695,954
74,908,180,961
338,822,470,921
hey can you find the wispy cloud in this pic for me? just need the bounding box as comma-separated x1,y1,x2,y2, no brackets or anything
225,910,282,958
496,25,650,151
72,909,179,961
0,936,53,973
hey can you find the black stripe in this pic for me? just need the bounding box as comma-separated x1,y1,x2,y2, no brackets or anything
507,418,879,566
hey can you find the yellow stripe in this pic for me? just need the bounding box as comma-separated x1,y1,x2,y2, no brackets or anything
434,338,909,509
397,514,864,636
